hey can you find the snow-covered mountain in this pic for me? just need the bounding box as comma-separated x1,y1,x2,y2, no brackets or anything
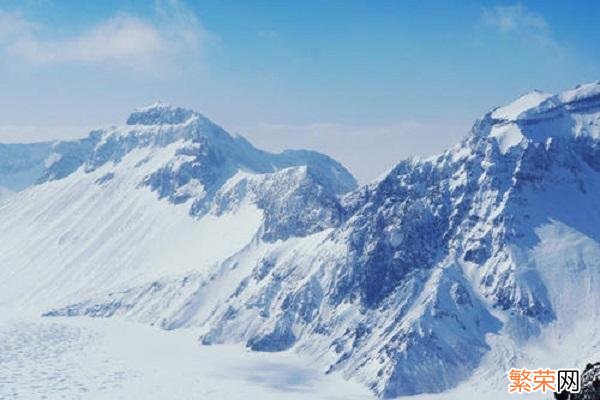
3,83,600,398
0,102,356,309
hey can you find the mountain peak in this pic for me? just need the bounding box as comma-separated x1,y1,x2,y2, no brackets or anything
490,90,552,121
478,81,600,153
490,81,600,123
559,80,600,104
126,102,199,126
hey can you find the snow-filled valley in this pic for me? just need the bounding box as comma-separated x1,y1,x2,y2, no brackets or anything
3,83,600,399
0,313,373,400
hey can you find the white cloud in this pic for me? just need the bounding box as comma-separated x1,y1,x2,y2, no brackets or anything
482,4,547,33
481,4,563,57
7,16,167,63
0,1,205,68
0,10,34,41
258,30,279,39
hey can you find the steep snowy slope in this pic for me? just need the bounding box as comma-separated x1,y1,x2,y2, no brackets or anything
0,103,356,310
5,83,600,399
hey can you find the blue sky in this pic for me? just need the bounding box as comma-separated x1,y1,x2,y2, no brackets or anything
0,0,598,182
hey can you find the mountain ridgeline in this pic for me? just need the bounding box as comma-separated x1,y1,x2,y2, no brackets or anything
3,83,600,397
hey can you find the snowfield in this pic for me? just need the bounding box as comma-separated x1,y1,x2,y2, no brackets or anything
4,310,594,400
0,313,372,400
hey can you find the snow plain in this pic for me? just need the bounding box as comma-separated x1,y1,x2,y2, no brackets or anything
5,310,592,400
0,312,373,400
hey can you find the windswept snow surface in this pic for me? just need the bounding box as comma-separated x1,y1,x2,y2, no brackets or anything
0,142,264,309
0,313,372,400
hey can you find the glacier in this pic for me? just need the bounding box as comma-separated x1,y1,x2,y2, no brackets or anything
3,83,600,398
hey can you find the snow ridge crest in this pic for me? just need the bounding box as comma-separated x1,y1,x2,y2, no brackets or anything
126,102,199,126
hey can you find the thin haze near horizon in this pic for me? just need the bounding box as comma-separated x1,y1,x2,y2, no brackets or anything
0,0,598,183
